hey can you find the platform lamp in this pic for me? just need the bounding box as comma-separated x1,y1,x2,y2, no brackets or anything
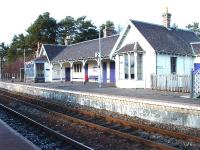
17,48,32,82
88,26,102,88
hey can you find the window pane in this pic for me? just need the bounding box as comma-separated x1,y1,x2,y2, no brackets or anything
78,64,80,72
74,64,76,72
119,55,124,79
130,54,134,79
137,54,143,80
124,54,129,79
80,64,82,72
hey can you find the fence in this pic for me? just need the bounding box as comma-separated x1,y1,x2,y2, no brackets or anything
151,74,191,93
191,69,200,98
1,73,22,82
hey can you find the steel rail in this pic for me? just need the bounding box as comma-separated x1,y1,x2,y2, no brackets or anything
0,103,93,150
0,91,178,150
5,89,200,144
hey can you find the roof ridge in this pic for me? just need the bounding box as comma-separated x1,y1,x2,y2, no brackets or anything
191,42,200,44
66,34,119,48
131,19,194,33
43,35,119,48
43,44,67,47
130,19,166,28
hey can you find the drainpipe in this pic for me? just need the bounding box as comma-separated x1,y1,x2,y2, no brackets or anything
156,52,157,75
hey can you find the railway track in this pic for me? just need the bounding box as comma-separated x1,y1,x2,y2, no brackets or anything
0,89,200,149
0,103,93,150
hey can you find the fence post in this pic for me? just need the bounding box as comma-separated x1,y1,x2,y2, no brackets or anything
165,75,167,91
190,69,194,98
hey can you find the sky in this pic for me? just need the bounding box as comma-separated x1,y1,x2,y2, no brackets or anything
1,0,200,44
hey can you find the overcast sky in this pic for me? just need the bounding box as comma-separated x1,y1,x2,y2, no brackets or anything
1,0,200,44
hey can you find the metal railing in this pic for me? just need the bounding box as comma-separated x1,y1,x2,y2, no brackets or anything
1,73,22,82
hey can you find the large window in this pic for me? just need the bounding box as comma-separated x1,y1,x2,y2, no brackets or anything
74,64,82,73
119,53,143,80
170,57,177,74
137,54,143,80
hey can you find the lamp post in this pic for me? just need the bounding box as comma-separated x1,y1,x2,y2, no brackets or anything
98,27,102,88
17,48,32,82
23,49,26,82
88,26,102,88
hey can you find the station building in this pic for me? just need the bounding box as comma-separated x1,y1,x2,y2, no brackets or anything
25,9,200,88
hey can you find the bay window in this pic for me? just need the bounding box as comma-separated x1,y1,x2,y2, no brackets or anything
118,52,143,80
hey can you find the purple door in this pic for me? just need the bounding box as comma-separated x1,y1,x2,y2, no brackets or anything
103,62,107,83
194,63,200,71
65,68,70,81
84,64,88,81
110,62,115,82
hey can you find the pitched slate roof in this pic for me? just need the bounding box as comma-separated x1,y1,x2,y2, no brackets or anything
52,35,119,62
191,43,200,55
117,42,143,54
131,20,200,56
43,44,67,61
33,56,48,62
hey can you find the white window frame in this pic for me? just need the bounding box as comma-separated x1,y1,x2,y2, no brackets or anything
74,63,82,73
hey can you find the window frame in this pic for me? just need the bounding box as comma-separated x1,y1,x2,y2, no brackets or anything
74,63,82,73
137,53,143,80
170,57,177,74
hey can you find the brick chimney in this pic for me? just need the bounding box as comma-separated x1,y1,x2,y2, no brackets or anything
162,7,171,28
103,28,114,38
64,36,70,45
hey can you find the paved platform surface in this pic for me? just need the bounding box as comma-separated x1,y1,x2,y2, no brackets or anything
0,119,39,150
14,81,200,106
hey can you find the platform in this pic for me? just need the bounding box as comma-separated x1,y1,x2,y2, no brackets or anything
16,81,200,106
1,81,200,129
0,119,39,150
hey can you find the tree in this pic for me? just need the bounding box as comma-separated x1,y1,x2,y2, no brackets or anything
7,34,28,63
0,42,9,78
186,22,200,37
74,16,99,43
0,42,9,60
27,12,57,49
57,16,76,45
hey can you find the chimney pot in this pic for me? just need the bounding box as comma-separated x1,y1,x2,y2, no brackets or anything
162,7,171,28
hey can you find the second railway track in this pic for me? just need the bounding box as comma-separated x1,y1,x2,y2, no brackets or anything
0,89,200,149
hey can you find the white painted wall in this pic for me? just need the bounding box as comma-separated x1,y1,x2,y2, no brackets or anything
52,64,61,81
157,54,193,75
44,62,51,82
88,63,98,76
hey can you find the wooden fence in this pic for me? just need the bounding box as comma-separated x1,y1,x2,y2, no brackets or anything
1,73,21,82
151,74,191,93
